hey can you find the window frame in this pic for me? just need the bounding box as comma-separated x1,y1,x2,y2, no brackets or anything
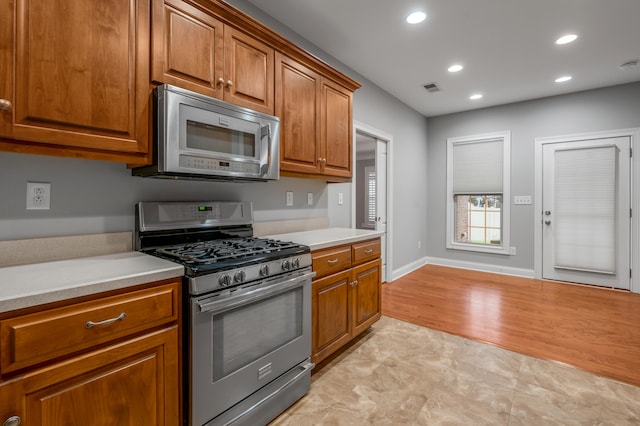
446,131,511,255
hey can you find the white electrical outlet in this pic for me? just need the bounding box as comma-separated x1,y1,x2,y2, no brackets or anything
418,241,422,249
307,192,313,205
338,192,344,205
286,191,293,206
510,247,517,255
514,195,532,205
26,182,51,210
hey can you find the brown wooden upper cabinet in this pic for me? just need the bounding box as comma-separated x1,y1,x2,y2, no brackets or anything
276,53,353,181
0,0,152,164
152,0,275,115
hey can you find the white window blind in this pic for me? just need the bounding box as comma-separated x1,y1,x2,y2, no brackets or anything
554,145,617,274
364,166,376,228
452,139,503,194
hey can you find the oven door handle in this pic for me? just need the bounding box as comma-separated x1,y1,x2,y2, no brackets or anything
196,270,316,314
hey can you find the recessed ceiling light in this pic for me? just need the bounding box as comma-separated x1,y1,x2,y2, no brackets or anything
555,75,572,83
406,11,426,24
469,94,483,100
448,64,464,73
556,34,578,45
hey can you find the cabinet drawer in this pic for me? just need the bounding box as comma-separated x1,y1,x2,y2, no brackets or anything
352,239,381,265
312,246,352,279
0,281,180,374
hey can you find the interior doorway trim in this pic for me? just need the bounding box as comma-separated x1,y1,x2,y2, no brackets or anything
352,121,393,283
534,127,640,293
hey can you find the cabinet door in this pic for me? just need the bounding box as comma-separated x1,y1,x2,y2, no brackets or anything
0,0,151,163
351,259,382,337
320,78,353,178
151,0,225,99
275,53,322,175
224,27,274,115
311,270,352,365
16,326,179,425
0,378,23,426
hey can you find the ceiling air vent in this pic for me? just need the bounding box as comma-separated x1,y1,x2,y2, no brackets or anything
423,82,441,93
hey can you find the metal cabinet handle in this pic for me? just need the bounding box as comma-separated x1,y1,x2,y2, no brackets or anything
317,157,326,163
364,249,373,254
349,280,358,287
327,258,339,264
0,99,12,111
85,312,126,329
3,416,21,426
226,80,233,88
544,210,551,215
544,220,551,225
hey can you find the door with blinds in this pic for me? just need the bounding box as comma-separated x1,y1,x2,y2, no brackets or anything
542,137,631,289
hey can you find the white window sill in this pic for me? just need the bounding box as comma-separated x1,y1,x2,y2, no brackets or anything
447,242,512,256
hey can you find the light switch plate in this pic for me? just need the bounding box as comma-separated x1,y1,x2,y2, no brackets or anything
307,192,313,205
286,191,293,206
514,195,532,205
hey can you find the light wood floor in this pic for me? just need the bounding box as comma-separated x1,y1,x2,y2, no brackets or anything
382,264,640,387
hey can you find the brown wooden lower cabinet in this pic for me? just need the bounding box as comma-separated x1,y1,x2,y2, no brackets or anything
311,238,382,366
0,280,181,426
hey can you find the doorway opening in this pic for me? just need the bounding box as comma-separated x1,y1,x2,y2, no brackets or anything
353,122,393,283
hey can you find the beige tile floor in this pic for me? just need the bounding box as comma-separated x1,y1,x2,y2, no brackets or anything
271,316,640,425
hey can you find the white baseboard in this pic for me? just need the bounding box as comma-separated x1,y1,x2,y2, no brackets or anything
425,257,535,278
390,257,429,281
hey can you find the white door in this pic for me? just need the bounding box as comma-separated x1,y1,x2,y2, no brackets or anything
542,136,631,289
375,140,388,281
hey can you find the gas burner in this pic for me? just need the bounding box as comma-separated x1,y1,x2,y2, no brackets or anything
154,237,301,265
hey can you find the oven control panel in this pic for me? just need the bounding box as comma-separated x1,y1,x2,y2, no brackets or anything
189,253,312,295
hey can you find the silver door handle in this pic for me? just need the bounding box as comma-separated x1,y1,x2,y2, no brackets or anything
545,220,551,225
545,211,551,215
197,270,316,314
86,312,126,329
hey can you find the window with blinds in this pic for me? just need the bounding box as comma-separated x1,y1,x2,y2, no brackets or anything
446,131,511,254
364,166,376,229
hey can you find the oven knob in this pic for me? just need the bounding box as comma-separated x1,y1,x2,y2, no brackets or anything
234,270,246,283
219,274,232,287
259,264,270,276
281,259,291,271
292,258,300,269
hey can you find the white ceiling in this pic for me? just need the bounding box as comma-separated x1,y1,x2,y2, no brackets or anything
247,0,640,117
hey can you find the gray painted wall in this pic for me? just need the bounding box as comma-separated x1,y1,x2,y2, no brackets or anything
1,1,430,278
426,81,640,270
0,152,328,240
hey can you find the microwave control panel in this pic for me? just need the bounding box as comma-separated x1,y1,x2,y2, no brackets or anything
180,155,260,175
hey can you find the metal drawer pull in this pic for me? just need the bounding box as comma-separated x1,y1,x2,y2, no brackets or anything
327,258,339,264
86,312,126,329
349,280,358,287
364,249,374,254
3,416,21,426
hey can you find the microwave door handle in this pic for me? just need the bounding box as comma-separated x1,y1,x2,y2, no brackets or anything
260,123,271,176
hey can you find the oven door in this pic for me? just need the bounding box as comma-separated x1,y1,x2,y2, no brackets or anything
190,268,314,426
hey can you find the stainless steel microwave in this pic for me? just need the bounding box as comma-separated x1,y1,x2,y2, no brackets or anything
133,84,280,181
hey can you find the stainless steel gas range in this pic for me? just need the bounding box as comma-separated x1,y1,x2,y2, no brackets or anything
135,201,315,426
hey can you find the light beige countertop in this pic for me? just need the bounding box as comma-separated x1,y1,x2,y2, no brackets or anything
265,227,384,251
0,252,183,313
